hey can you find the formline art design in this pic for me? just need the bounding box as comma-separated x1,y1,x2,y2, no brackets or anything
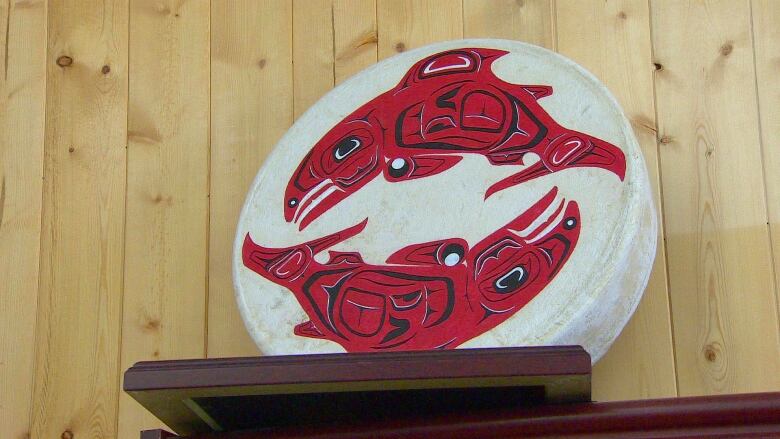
244,188,580,351
284,48,625,230
243,48,627,351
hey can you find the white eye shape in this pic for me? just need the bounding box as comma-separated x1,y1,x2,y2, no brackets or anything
333,137,361,161
443,252,461,266
494,265,527,293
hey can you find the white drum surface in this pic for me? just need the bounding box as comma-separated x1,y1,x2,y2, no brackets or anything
234,39,656,362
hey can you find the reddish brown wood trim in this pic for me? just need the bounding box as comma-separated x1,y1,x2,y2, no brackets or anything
125,346,591,435
140,430,177,439
124,346,590,391
180,392,780,438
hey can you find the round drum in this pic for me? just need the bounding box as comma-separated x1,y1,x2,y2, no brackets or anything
233,39,656,362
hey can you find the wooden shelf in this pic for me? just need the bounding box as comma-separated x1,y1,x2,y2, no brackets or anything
140,391,780,438
126,346,780,438
125,346,590,435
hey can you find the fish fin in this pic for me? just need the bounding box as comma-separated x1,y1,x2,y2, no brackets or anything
326,251,365,265
394,48,509,90
484,162,549,199
386,238,469,266
520,85,553,100
407,155,463,179
294,321,326,339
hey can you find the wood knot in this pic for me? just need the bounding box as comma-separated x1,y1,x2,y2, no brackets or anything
631,115,657,134
257,58,267,69
101,65,111,74
659,135,672,144
151,193,173,205
143,319,161,332
61,430,74,439
653,62,663,71
153,350,160,357
56,55,73,67
703,344,718,362
395,42,406,53
68,146,75,153
720,42,733,57
13,0,37,9
617,11,627,19
340,30,377,59
705,147,714,158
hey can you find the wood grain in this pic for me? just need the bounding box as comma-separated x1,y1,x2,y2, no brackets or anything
208,0,293,358
293,0,378,113
117,0,210,437
652,0,780,395
31,0,128,438
377,0,463,60
463,0,554,49
333,0,377,83
293,0,334,119
1,3,779,435
752,0,780,334
556,0,677,401
0,0,46,437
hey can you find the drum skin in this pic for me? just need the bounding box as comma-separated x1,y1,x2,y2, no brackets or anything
233,39,657,363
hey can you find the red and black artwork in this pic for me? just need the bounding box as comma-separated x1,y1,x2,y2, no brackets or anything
243,48,626,351
244,188,580,351
283,48,625,230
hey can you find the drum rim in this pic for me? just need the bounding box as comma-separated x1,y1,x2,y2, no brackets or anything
232,38,657,362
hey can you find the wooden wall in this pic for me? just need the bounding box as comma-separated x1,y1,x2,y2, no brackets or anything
1,1,779,437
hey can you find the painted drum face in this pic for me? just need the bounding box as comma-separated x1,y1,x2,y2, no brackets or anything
284,47,625,230
244,188,580,351
235,40,657,361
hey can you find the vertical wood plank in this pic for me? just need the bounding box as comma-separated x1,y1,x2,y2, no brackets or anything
31,0,129,437
752,0,780,331
293,0,378,112
117,0,210,437
377,0,463,60
556,0,677,401
333,0,377,84
293,0,334,119
652,0,780,395
463,0,554,48
208,0,293,358
0,0,46,437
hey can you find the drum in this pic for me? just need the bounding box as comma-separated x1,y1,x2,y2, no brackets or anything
233,39,656,362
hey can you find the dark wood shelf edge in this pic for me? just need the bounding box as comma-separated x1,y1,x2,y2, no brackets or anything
141,391,780,438
124,346,591,392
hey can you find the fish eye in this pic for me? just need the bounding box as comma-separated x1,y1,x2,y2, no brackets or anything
287,198,298,208
388,157,409,178
441,243,464,266
563,217,577,230
333,136,361,162
493,265,527,294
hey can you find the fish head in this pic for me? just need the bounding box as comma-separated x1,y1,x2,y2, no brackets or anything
541,131,626,181
470,188,581,308
285,109,384,230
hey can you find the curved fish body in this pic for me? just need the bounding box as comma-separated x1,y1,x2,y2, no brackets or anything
243,187,580,351
285,48,625,230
